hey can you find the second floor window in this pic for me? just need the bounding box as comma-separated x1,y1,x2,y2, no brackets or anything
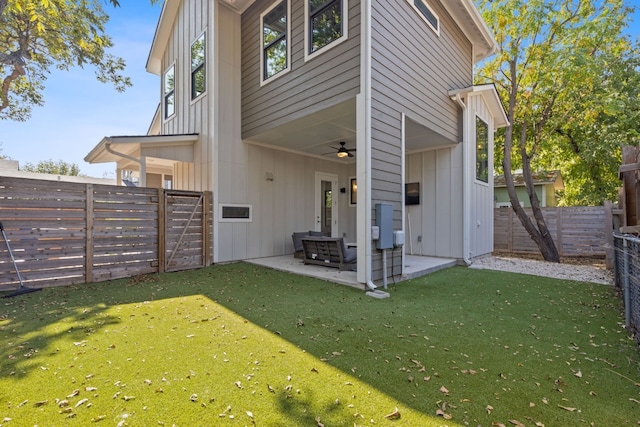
191,33,206,100
262,1,289,81
308,0,344,54
476,116,489,183
163,65,175,119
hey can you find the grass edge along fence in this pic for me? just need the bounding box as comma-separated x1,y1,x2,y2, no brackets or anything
613,232,640,346
0,176,212,290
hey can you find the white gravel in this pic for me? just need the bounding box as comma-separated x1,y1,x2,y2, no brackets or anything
471,255,614,285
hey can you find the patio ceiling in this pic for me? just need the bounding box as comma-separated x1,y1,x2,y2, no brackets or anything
245,98,456,160
244,99,358,162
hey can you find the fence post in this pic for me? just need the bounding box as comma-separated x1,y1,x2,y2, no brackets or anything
604,201,614,269
623,238,631,328
556,207,563,257
85,184,94,283
158,189,165,274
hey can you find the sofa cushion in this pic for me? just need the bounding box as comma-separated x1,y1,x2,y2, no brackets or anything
308,230,325,237
292,232,307,252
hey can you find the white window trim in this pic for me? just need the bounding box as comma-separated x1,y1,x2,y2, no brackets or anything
163,62,176,122
219,203,253,223
190,29,207,104
260,0,291,86
405,0,440,36
304,0,349,62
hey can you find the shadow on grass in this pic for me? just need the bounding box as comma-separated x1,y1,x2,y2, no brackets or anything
1,262,638,426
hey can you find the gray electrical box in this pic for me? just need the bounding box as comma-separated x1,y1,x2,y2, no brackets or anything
375,203,394,249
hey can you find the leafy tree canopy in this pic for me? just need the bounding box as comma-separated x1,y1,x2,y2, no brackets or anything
478,0,640,207
21,159,81,176
0,0,158,121
476,0,639,260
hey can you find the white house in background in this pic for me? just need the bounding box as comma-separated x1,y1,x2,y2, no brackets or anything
85,0,508,287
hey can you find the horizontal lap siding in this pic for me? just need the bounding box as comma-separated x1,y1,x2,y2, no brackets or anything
370,0,472,278
241,0,361,138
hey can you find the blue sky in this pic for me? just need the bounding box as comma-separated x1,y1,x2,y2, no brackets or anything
0,1,639,178
0,2,163,178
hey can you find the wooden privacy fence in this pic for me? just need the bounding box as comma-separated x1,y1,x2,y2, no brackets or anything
0,177,212,289
494,206,609,258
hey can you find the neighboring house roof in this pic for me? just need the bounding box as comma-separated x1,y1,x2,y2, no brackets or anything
0,159,116,185
146,0,498,75
448,84,509,129
494,170,564,190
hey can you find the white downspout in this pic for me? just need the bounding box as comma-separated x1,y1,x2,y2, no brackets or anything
452,94,472,265
356,0,377,291
105,142,147,187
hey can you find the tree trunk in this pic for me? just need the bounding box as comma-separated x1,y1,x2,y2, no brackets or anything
502,60,560,262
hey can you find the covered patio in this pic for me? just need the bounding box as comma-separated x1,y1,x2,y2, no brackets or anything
245,254,457,290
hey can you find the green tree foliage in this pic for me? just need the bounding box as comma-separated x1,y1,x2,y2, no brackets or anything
0,0,158,121
477,0,637,261
22,159,81,176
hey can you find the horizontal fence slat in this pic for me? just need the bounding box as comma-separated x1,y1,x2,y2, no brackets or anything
494,206,607,257
0,177,212,290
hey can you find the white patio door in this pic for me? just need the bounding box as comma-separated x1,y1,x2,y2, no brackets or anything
315,172,338,236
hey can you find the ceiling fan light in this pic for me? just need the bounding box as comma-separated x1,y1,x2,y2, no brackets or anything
336,150,349,158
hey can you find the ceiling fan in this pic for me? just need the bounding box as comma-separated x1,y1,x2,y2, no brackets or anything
332,141,356,158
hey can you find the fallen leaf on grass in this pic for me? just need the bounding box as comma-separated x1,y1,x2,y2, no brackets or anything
34,400,48,407
491,422,506,427
509,420,525,427
486,405,493,415
384,407,401,420
435,409,452,419
574,370,582,378
75,398,89,408
16,400,28,408
557,404,577,412
92,415,106,422
439,386,449,395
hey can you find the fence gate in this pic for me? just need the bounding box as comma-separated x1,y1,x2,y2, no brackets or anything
162,190,210,272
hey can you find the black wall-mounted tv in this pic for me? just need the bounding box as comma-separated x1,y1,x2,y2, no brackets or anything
405,182,420,205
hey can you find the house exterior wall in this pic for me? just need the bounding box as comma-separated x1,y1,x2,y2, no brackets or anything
240,0,361,139
405,147,464,258
161,0,213,191
369,0,474,277
467,92,495,259
495,186,547,208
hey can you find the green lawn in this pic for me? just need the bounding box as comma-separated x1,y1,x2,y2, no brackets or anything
1,263,638,426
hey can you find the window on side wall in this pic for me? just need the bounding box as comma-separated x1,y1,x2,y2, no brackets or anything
261,0,290,83
191,33,206,100
407,0,439,35
163,64,175,119
307,0,346,58
476,116,489,183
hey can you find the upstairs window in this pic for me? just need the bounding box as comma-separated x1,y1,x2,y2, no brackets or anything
307,0,347,58
191,32,206,100
476,116,489,183
407,0,439,35
261,0,290,83
163,64,175,119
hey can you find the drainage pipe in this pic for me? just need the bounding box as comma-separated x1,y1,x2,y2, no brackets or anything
452,93,472,266
105,142,147,187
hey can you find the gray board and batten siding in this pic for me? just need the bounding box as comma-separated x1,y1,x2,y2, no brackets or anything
368,0,474,278
241,0,361,139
